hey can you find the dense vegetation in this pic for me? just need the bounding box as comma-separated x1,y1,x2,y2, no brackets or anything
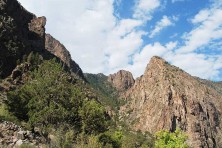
0,56,190,147
84,73,121,109
0,53,190,147
6,59,107,133
155,128,188,148
1,58,156,147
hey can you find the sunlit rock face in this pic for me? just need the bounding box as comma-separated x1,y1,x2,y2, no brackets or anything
121,56,222,147
45,34,84,79
108,70,135,92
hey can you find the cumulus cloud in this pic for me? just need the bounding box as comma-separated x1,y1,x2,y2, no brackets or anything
126,42,171,77
164,2,222,80
165,53,222,80
17,0,222,80
166,41,178,50
104,19,145,70
178,7,222,53
149,15,177,38
191,9,210,24
18,0,149,75
133,0,160,20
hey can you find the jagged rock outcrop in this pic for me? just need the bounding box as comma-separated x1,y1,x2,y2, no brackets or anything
108,70,135,92
45,34,84,79
121,56,222,147
0,0,85,80
0,0,46,78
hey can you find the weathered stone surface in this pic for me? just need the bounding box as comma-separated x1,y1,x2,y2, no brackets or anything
0,0,84,81
0,0,44,78
45,34,84,79
17,131,25,140
121,56,222,147
28,16,46,52
108,70,135,92
15,139,23,146
0,121,46,147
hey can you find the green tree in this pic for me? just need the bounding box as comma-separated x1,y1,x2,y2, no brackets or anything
7,59,83,128
155,128,189,148
79,100,107,134
7,58,109,140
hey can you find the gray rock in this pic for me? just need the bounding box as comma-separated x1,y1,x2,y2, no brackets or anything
15,139,23,146
17,131,25,140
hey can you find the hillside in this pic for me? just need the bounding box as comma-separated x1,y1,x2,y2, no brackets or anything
0,0,154,147
1,0,222,148
45,34,85,79
0,0,84,80
119,56,222,147
84,73,120,109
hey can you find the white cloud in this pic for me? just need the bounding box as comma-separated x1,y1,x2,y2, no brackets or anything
126,42,169,77
18,0,116,73
191,9,210,24
165,53,222,80
167,3,222,80
18,0,146,75
178,8,222,53
133,0,160,20
17,0,222,81
166,41,178,50
105,27,145,69
149,15,176,38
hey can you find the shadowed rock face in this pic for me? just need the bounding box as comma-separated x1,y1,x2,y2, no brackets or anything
45,34,84,79
0,0,45,78
121,56,222,147
0,0,84,80
108,70,135,92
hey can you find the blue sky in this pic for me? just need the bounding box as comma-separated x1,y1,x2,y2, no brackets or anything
18,0,222,81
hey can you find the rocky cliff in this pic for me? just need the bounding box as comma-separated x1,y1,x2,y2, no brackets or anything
121,56,222,147
108,70,135,92
0,0,46,78
45,34,84,79
0,0,84,80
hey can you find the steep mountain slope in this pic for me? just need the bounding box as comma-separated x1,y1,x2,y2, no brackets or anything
1,0,222,147
0,1,154,147
108,70,135,92
0,0,44,78
0,0,106,146
120,56,222,147
84,73,120,108
45,34,84,79
0,0,84,80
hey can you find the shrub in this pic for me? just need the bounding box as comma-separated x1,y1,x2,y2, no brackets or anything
6,58,109,140
79,100,107,134
0,104,18,122
155,128,189,148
